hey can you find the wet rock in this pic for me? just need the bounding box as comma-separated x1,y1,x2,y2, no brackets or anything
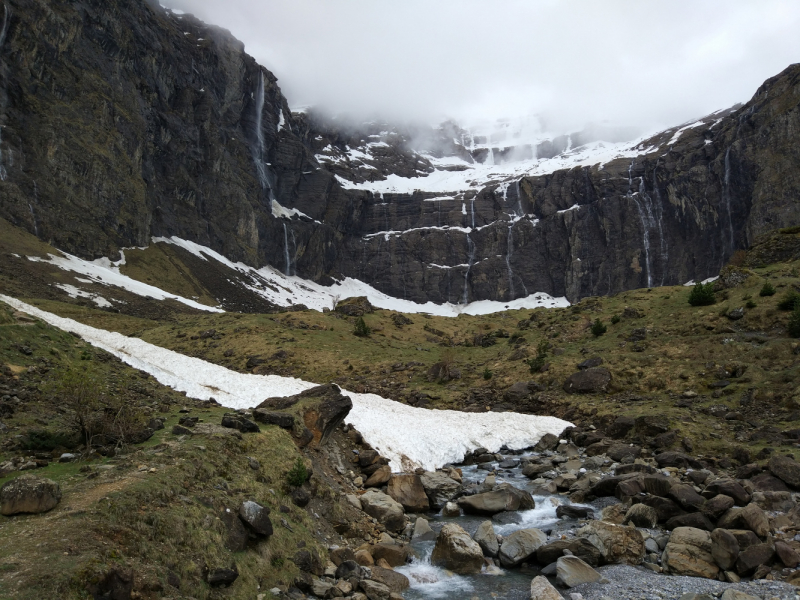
556,505,593,520
473,520,499,557
371,543,412,568
238,500,273,537
360,490,405,532
529,576,562,600
457,485,534,515
419,471,461,509
536,538,602,567
431,522,485,574
498,528,547,568
556,555,602,587
370,567,409,593
711,528,740,571
522,463,552,478
663,527,719,579
768,454,800,488
387,474,429,513
412,517,435,542
577,521,644,565
441,502,461,517
0,474,61,515
563,368,612,394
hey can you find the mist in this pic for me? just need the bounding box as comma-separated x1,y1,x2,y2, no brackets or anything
160,0,800,135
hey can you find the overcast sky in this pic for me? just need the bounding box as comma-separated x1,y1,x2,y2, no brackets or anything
161,0,800,135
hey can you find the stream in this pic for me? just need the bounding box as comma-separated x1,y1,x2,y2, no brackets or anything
394,449,598,600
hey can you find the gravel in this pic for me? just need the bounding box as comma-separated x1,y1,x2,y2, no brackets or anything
569,565,800,600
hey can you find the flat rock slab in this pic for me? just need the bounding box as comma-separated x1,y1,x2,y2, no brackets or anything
0,475,61,515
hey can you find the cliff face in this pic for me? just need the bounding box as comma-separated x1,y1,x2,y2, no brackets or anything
0,0,798,304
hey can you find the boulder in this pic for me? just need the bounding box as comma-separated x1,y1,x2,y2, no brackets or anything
387,474,429,513
769,454,800,488
623,503,658,528
563,368,611,394
751,490,794,512
441,502,461,517
430,523,485,574
608,444,641,462
642,474,673,497
370,543,412,568
207,566,238,587
0,475,61,515
457,486,534,515
359,579,391,600
702,494,735,519
720,592,760,600
329,547,356,567
735,542,775,576
498,528,547,568
360,490,405,532
711,528,740,571
535,538,603,567
412,517,435,542
577,521,644,565
642,495,684,522
750,472,789,492
529,576,563,600
555,505,593,520
654,452,702,469
775,540,800,568
663,527,719,579
668,484,706,511
419,471,461,509
635,415,670,436
220,508,249,552
238,501,273,537
220,414,260,433
703,479,750,506
556,555,602,587
369,566,410,593
535,433,559,451
473,520,499,557
739,503,770,538
607,416,635,439
665,512,715,531
252,409,294,429
365,465,392,488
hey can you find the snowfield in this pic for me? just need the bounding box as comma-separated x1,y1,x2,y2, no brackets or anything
1,295,571,471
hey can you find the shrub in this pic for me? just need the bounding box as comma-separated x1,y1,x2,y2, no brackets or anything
286,457,309,487
20,429,79,452
610,315,621,324
590,319,607,337
526,340,549,374
688,282,716,306
745,300,757,309
353,317,370,337
777,291,800,311
789,306,800,338
759,282,776,297
482,367,492,380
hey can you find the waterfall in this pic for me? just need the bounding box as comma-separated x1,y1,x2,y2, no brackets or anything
252,72,271,192
504,225,527,300
486,147,495,166
282,223,291,276
0,4,9,182
461,234,476,305
28,203,37,237
470,197,475,229
514,180,523,217
627,160,654,289
652,163,668,285
723,147,735,253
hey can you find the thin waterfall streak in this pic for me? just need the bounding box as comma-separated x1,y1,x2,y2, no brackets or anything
282,223,291,276
470,197,475,229
515,180,523,217
28,203,37,237
0,4,9,50
505,225,515,301
462,234,476,305
289,229,297,277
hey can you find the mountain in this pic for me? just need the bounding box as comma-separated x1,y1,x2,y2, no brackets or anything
0,0,798,309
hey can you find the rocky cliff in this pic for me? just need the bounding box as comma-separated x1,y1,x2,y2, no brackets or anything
0,0,798,304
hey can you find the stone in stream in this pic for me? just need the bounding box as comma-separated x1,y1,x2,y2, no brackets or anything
457,485,534,515
0,475,61,515
359,579,391,600
411,517,435,542
368,566,410,593
419,471,461,509
555,505,593,519
472,520,499,557
430,523,485,574
387,474,429,513
441,502,461,517
529,576,562,600
556,555,602,587
498,528,547,568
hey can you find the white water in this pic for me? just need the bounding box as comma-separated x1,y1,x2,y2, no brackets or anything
628,160,654,288
282,222,292,276
461,234,476,305
253,72,268,190
0,295,571,471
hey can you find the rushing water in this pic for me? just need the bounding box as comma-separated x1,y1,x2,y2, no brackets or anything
395,451,595,599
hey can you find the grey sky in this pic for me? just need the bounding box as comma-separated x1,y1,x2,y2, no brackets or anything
161,0,800,134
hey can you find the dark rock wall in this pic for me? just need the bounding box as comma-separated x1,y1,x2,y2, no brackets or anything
0,0,798,304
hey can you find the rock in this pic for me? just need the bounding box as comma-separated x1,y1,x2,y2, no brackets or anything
419,471,461,509
89,568,135,600
750,472,790,492
430,523,485,574
642,495,684,523
556,555,602,587
702,494,735,519
635,415,670,437
457,486,534,515
654,452,702,469
412,517,435,542
563,368,612,394
473,520,499,557
293,549,324,576
172,424,193,435
735,542,775,575
775,540,800,567
607,444,641,463
355,550,374,567
329,547,356,567
370,543,412,568
577,521,645,565
642,474,673,497
577,357,604,370
727,307,745,320
207,566,238,587
703,479,750,506
220,414,260,433
291,488,310,508
536,538,603,567
717,507,744,530
768,454,800,488
311,578,333,598
238,501,273,537
387,474,429,513
556,505,593,519
535,433,560,451
607,416,635,439
359,579,391,600
669,484,706,511
360,490,406,532
221,508,249,552
369,566,410,592
663,527,719,579
365,465,392,487
441,502,461,517
0,475,61,515
711,528,740,571
623,503,658,528
739,502,770,538
252,409,294,428
751,490,794,512
529,575,563,600
258,384,352,446
665,513,715,532
498,528,548,568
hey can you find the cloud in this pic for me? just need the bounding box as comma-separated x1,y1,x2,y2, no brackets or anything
161,0,800,134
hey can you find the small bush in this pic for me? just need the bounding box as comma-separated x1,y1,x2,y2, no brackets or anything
777,291,800,311
286,457,309,487
20,429,79,452
688,282,716,306
590,319,607,337
759,282,776,297
745,300,757,309
353,317,370,337
610,315,621,325
482,367,492,380
789,306,800,338
526,340,549,374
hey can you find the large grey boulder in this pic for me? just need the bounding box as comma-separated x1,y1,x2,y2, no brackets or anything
563,367,612,394
556,555,602,587
711,528,740,571
472,520,499,557
529,576,563,600
0,475,61,515
360,490,405,532
663,527,719,579
536,538,603,567
412,517,435,542
430,523,485,574
419,471,461,509
577,521,644,565
457,485,534,515
498,528,547,568
238,500,273,537
768,454,800,488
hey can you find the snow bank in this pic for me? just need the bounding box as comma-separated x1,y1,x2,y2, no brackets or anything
0,295,571,471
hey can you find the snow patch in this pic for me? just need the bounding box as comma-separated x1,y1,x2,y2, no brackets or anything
54,284,113,308
0,295,571,471
683,276,720,286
